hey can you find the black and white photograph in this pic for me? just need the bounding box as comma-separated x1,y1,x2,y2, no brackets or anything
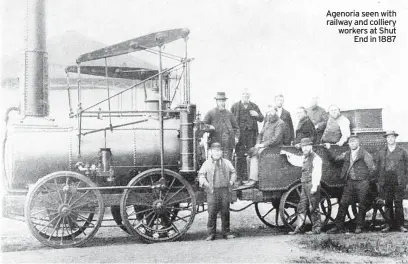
1,0,407,263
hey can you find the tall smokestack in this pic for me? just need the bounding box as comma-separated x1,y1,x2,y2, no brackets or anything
21,0,49,117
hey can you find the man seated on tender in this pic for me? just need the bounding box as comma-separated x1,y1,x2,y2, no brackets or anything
321,105,351,146
239,104,286,188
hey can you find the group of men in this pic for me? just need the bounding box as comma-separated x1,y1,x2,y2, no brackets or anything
197,90,407,241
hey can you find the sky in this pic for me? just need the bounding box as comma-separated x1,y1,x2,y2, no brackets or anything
1,0,408,138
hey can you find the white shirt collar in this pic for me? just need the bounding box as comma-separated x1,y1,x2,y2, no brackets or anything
388,144,396,152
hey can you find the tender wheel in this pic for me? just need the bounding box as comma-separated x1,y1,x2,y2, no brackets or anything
120,169,196,243
254,200,283,228
279,183,331,230
110,206,130,234
25,171,104,248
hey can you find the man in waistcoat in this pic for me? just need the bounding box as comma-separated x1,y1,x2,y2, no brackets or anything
275,94,294,145
231,89,264,185
375,131,408,233
281,138,323,235
198,142,237,241
203,92,240,161
307,97,328,143
293,107,317,147
321,105,350,146
239,105,286,189
325,134,376,234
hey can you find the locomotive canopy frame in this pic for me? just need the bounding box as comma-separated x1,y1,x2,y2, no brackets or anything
65,28,193,179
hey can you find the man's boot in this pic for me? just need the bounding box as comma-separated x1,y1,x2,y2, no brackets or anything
288,226,303,235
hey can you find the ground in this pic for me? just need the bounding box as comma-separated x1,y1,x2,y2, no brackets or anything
1,201,407,263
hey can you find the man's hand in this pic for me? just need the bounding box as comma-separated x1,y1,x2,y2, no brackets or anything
249,110,259,117
323,143,331,149
310,185,318,194
336,141,344,147
235,137,239,144
208,125,215,130
230,181,234,186
203,181,210,189
255,143,264,148
280,150,289,156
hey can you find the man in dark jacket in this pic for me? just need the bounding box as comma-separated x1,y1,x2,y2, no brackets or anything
240,104,286,188
231,89,264,184
375,131,408,232
293,107,317,146
275,94,294,145
203,92,240,161
325,134,376,234
307,97,328,143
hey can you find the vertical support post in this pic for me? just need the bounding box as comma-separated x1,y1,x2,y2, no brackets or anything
66,72,73,116
158,45,165,178
77,64,82,157
183,37,189,105
105,58,113,130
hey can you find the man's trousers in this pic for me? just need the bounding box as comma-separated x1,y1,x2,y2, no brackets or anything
235,129,257,181
380,174,405,228
297,182,322,231
207,187,231,235
334,180,370,229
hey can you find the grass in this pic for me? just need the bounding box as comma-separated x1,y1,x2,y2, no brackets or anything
299,232,408,258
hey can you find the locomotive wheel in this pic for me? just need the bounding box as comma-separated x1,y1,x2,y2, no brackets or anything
120,169,196,243
110,206,130,234
25,171,104,248
279,183,331,231
254,201,283,228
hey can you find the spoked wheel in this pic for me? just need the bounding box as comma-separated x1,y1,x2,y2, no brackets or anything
254,200,283,228
24,171,104,248
110,206,130,234
120,169,196,243
279,183,332,231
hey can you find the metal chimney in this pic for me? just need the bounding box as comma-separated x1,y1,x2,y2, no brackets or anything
21,0,49,117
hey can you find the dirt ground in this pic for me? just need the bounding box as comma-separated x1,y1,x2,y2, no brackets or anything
1,201,407,263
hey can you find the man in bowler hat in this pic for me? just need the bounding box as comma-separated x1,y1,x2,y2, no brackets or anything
281,138,323,235
375,131,408,232
203,92,240,161
198,142,237,240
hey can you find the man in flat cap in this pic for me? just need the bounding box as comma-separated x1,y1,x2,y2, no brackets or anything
198,142,237,241
321,105,351,146
203,92,240,161
231,89,264,185
281,138,323,235
325,134,376,234
375,131,408,233
240,104,286,188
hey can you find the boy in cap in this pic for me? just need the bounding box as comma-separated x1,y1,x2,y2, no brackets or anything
198,142,237,240
281,138,323,234
325,134,376,234
375,131,408,232
203,92,240,161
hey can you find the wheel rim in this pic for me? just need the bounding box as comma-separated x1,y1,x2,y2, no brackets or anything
120,169,196,242
254,201,282,228
25,171,104,248
279,183,302,230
